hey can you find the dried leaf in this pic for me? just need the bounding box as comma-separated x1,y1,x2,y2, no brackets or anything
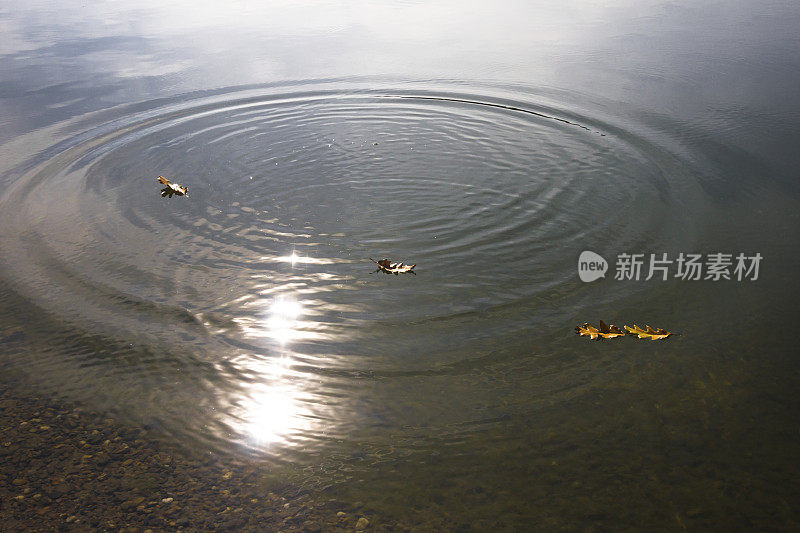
577,321,673,340
624,324,672,340
576,320,625,340
157,176,188,198
575,323,601,340
598,319,626,339
370,258,416,275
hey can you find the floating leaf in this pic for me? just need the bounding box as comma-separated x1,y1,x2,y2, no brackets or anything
370,258,416,275
624,324,672,340
157,175,188,198
598,319,626,339
577,321,673,340
576,320,625,340
575,323,601,340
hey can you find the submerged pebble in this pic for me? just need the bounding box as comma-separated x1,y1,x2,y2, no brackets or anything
0,387,369,531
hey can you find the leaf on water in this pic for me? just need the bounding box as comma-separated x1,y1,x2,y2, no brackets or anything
575,323,601,339
624,324,672,340
598,319,626,339
576,320,625,340
370,258,416,275
576,321,673,340
156,175,189,198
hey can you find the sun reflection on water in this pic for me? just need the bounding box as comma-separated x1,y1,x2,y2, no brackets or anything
241,356,311,447
223,245,359,452
273,249,333,266
266,294,303,345
230,250,323,450
245,388,300,445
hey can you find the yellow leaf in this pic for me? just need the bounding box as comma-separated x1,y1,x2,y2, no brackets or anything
598,319,626,339
576,320,625,340
624,324,649,338
575,323,600,340
624,324,672,340
577,322,674,340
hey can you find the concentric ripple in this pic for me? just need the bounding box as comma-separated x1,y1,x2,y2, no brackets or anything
0,81,702,459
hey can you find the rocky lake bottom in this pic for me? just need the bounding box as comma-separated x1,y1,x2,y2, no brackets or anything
0,385,385,532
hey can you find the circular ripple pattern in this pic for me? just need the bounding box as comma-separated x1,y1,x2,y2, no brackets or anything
0,82,699,458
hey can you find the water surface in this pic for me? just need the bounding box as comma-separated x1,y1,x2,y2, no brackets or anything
1,1,799,529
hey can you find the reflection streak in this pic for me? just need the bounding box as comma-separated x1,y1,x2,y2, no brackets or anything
232,251,325,450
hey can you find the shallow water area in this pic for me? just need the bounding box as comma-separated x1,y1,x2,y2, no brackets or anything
1,1,800,529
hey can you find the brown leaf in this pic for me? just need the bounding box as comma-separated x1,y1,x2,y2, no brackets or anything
156,175,188,197
598,320,625,339
370,258,416,274
575,323,601,340
624,324,672,340
577,321,673,340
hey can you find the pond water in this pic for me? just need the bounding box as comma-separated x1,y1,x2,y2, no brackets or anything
1,0,799,529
